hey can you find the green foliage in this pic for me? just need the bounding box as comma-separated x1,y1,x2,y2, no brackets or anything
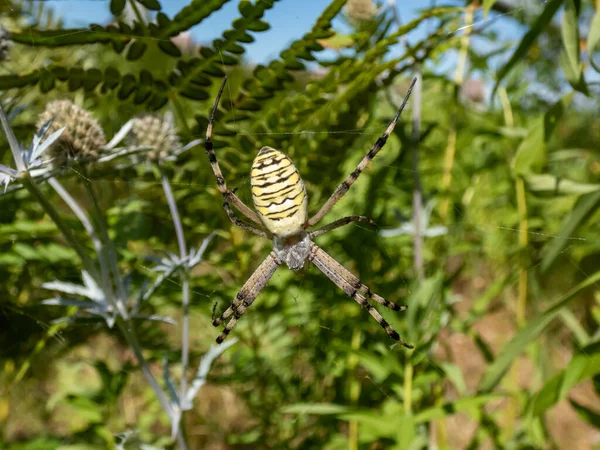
1,0,600,449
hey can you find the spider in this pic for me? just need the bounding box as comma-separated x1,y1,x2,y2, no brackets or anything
205,76,416,349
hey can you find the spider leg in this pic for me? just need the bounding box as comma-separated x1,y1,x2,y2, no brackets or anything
309,216,377,239
213,252,281,343
307,78,417,227
308,243,412,348
222,201,270,238
205,76,262,225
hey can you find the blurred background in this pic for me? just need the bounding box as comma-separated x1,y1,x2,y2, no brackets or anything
1,0,600,448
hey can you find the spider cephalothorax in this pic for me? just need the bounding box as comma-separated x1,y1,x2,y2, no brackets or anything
205,76,416,348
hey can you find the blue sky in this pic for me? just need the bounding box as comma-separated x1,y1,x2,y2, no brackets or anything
37,0,466,64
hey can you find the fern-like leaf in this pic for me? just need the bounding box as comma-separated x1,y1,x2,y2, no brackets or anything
160,0,231,38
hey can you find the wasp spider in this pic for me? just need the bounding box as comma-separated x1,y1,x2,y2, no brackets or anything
205,77,416,348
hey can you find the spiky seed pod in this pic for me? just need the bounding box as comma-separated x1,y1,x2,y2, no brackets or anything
37,100,106,167
128,112,181,162
345,0,377,23
0,26,10,62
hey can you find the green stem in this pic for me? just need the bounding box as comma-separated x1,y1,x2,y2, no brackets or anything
348,329,361,450
79,170,127,314
439,4,474,221
516,176,528,327
404,358,413,414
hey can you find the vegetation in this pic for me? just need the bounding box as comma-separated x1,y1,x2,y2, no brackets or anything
1,0,600,448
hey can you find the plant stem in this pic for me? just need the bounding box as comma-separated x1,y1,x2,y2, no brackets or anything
411,70,424,281
516,177,528,327
48,177,114,292
48,178,102,255
348,329,361,450
115,317,187,449
404,358,413,414
157,164,190,406
439,3,474,221
79,171,127,316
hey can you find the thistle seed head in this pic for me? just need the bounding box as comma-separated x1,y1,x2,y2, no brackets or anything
345,0,378,23
37,100,106,167
129,112,181,162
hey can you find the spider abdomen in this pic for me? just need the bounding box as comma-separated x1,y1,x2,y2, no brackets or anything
251,146,308,237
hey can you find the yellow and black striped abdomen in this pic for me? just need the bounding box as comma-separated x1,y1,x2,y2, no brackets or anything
251,146,308,237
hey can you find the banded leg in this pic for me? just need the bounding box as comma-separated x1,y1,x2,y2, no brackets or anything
206,76,262,225
309,216,377,239
223,201,270,238
308,243,412,348
307,78,417,227
213,252,280,343
309,243,407,312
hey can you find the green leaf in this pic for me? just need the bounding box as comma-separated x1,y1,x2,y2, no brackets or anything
126,40,147,60
527,342,600,417
541,191,600,272
110,0,126,15
493,0,563,96
512,93,572,175
318,33,355,49
158,40,181,57
338,411,403,439
478,270,600,393
161,0,231,38
570,399,600,428
238,0,253,17
561,0,581,82
173,0,279,97
65,396,103,423
483,0,497,18
525,174,600,195
587,8,600,72
512,117,546,175
440,363,467,395
414,394,504,423
281,403,350,415
137,0,161,11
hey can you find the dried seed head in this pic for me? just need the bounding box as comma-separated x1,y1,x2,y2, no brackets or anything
37,100,106,167
0,26,10,62
129,112,181,161
345,0,378,23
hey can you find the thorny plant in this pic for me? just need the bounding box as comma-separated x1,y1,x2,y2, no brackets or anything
0,101,234,450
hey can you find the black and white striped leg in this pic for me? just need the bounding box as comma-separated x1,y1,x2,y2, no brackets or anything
308,243,412,348
222,201,270,238
307,78,417,227
205,76,262,225
213,252,281,343
309,216,377,238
